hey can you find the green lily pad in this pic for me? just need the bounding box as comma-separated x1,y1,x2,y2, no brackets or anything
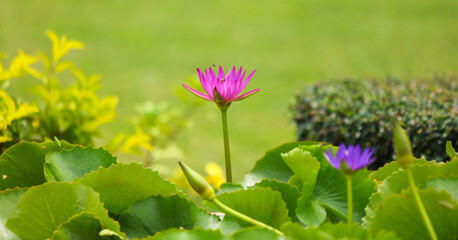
244,141,319,184
0,141,73,190
281,147,321,190
218,183,244,194
230,227,283,240
424,176,458,202
45,145,116,182
318,222,368,239
0,188,28,240
75,163,181,214
370,188,458,240
364,159,458,227
281,147,321,225
281,222,371,240
215,187,289,235
5,182,124,240
139,228,226,240
51,213,103,240
281,222,329,240
253,179,301,222
118,195,220,239
285,146,375,226
370,158,430,182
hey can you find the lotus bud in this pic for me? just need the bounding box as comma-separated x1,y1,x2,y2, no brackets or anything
178,161,215,201
393,120,414,169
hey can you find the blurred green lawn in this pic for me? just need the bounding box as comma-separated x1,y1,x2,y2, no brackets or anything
1,0,457,181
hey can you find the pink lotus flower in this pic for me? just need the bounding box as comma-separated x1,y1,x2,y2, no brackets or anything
182,66,260,108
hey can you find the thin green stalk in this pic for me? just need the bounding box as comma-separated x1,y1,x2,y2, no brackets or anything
212,198,284,236
407,168,438,240
346,175,353,239
220,109,232,183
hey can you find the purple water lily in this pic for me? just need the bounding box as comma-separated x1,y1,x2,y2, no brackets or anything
182,66,260,106
324,144,376,172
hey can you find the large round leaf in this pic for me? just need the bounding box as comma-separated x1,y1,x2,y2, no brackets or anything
230,227,282,240
282,146,375,226
244,141,318,185
281,222,331,240
45,145,116,182
51,213,103,240
364,159,458,227
215,187,289,235
0,188,28,240
218,183,244,194
425,176,458,202
280,147,321,225
253,179,301,222
370,188,458,240
281,222,372,240
0,141,73,190
141,228,226,240
370,158,430,182
118,195,220,239
313,164,375,223
75,163,181,214
5,182,124,240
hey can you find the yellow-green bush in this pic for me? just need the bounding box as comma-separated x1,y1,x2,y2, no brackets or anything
0,30,117,152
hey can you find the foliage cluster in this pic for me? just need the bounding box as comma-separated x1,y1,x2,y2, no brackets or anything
293,76,458,168
0,30,117,152
0,31,202,176
0,139,456,239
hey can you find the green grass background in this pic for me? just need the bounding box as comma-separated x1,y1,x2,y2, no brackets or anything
1,0,457,181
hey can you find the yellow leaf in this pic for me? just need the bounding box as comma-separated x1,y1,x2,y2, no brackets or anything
6,50,39,79
0,135,12,143
66,40,84,50
46,30,60,49
47,30,84,63
121,128,153,155
55,61,75,74
24,66,41,79
0,89,16,112
11,103,39,120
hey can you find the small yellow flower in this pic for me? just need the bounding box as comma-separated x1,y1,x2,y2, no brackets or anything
204,162,224,188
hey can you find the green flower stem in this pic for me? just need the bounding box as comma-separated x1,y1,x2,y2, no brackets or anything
346,175,353,239
212,198,284,236
407,168,438,240
220,109,232,183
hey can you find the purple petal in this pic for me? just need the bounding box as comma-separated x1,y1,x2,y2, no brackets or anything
182,84,213,101
324,147,341,170
218,66,225,79
240,70,256,90
209,67,217,79
197,68,212,95
336,144,346,162
329,144,378,171
232,88,261,101
236,66,243,79
227,66,236,80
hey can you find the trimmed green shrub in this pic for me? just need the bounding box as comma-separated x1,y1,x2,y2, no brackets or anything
293,75,457,169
